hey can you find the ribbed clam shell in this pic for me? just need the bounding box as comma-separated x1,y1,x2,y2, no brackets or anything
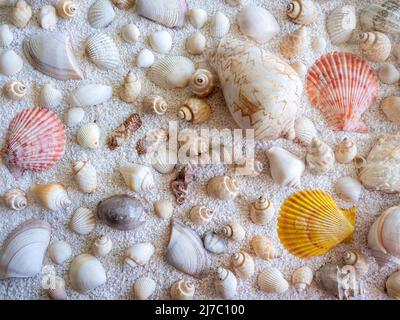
39,5,57,30
326,5,356,45
0,219,51,279
30,183,71,211
92,235,112,257
306,137,335,175
47,240,72,265
151,148,176,174
3,188,27,211
280,27,308,59
292,266,313,292
64,107,84,127
203,231,227,255
120,164,155,192
258,267,289,293
188,8,207,29
360,1,400,34
335,176,362,203
0,49,23,76
136,0,188,28
4,81,26,100
72,160,97,193
210,12,230,38
1,108,66,179
207,176,240,201
125,242,155,267
170,279,195,300
69,254,106,293
69,84,112,107
294,116,317,145
77,123,100,149
86,32,121,70
11,0,32,28
70,207,96,235
148,56,195,89
56,0,78,19
23,32,84,80
0,24,13,47
149,30,172,54
189,69,215,98
134,277,156,300
88,0,115,29
215,267,237,299
39,83,62,108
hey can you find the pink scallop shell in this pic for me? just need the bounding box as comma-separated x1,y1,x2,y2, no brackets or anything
306,52,379,133
1,107,66,179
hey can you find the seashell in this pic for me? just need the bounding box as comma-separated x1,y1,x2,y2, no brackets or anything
136,49,154,68
249,196,274,225
311,36,326,53
170,166,194,204
381,96,400,123
360,1,400,34
88,0,115,29
287,0,317,25
306,137,335,175
220,222,245,242
72,160,97,193
11,1,32,28
186,32,206,55
142,95,168,116
0,24,13,47
149,30,172,54
77,123,100,149
294,116,317,145
56,0,77,19
120,164,154,192
335,138,357,164
231,250,254,280
280,27,308,59
47,240,72,265
4,81,26,100
0,49,23,76
258,267,289,293
119,71,141,103
210,12,230,38
215,267,237,299
45,276,67,300
86,32,120,70
306,52,379,132
97,195,146,231
134,277,155,300
378,64,400,84
69,254,106,294
24,32,84,80
335,176,362,204
266,147,305,188
136,128,168,155
92,235,112,257
148,56,195,89
233,157,264,177
151,148,176,174
188,8,207,29
0,219,51,279
39,83,62,108
3,188,27,211
292,266,313,292
125,242,155,267
237,5,280,43
69,84,112,107
112,0,134,9
136,0,188,28
64,107,84,127
38,5,57,30
178,98,211,124
189,69,215,98
359,32,391,63
386,270,400,300
70,207,96,235
121,23,140,42
207,176,240,201
210,38,302,141
30,183,71,211
178,129,208,156
108,113,142,150
278,190,356,259
290,61,307,78
251,235,278,260
343,250,369,277
326,5,356,45
1,108,66,179
170,280,195,300
203,231,228,254
368,206,400,267
153,199,173,219
166,220,209,278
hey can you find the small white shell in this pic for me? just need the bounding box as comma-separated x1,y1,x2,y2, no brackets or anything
381,96,400,124
64,107,84,127
92,235,112,257
119,71,141,103
4,81,27,100
38,5,58,30
86,32,121,70
334,176,362,203
136,49,154,68
72,160,97,193
0,24,13,47
69,84,112,107
210,12,230,38
0,49,23,76
249,196,275,225
149,30,172,54
189,206,213,225
3,188,27,211
88,0,115,29
69,254,106,293
134,277,156,300
220,222,245,242
292,266,313,292
386,270,400,300
334,137,357,164
45,276,67,300
258,267,289,293
215,267,237,299
306,137,335,175
56,0,78,19
312,36,326,53
47,240,72,265
170,279,195,300
30,184,71,211
189,68,215,98
11,0,32,28
39,83,62,108
251,235,278,260
121,23,140,42
186,32,206,55
153,199,174,219
326,5,356,45
70,207,96,235
120,164,155,192
294,116,318,145
378,64,400,85
343,250,369,277
188,8,208,29
290,61,307,78
77,123,100,149
151,148,176,174
207,176,240,201
125,242,155,268
231,250,255,280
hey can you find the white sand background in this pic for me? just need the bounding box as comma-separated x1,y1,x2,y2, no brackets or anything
0,0,398,300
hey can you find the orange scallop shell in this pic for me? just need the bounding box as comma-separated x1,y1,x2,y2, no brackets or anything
1,107,66,179
306,52,379,133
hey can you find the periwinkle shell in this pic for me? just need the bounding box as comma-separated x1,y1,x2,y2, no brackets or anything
96,195,146,230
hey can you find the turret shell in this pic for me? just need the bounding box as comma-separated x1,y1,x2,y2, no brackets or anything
249,197,274,225
231,250,254,280
92,235,112,257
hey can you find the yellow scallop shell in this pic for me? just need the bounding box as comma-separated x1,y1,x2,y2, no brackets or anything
277,190,356,259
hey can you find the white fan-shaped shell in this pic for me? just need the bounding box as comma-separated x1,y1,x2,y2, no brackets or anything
69,84,112,107
70,207,96,235
149,30,172,54
258,267,289,293
215,267,237,299
294,116,318,145
134,277,156,300
153,199,174,219
186,32,206,55
0,24,13,47
88,0,115,29
39,5,57,30
64,107,84,127
335,176,362,203
121,23,140,42
47,240,72,265
92,235,112,257
148,56,195,89
120,164,155,192
39,83,62,108
0,49,23,76
72,160,97,193
136,49,154,68
86,32,121,70
30,184,71,211
327,5,356,45
125,242,155,267
189,8,207,29
77,123,100,149
210,12,230,38
69,254,106,293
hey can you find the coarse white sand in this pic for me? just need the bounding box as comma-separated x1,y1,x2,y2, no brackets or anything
0,0,398,300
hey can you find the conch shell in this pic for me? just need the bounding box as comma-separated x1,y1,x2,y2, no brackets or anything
306,137,335,175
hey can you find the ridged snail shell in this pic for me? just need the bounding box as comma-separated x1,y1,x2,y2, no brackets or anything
119,71,141,103
306,137,335,175
335,138,357,164
186,32,206,55
189,69,215,98
77,123,100,149
149,30,172,54
188,8,207,29
335,176,362,203
4,81,26,100
386,270,400,300
11,0,32,28
343,250,369,277
30,184,71,211
153,199,174,219
125,242,155,268
47,240,72,265
251,235,278,260
359,32,391,62
70,207,96,235
121,23,140,43
72,160,97,193
292,266,313,292
56,0,77,19
189,206,213,225
143,95,168,115
170,279,195,300
231,251,254,280
220,222,245,242
136,128,168,155
215,267,237,299
92,235,112,257
280,27,308,59
207,176,240,201
378,64,400,84
249,196,274,225
258,267,289,293
39,83,62,108
45,276,67,300
120,164,155,192
3,188,27,211
134,277,156,300
381,96,400,124
287,0,317,25
39,5,58,30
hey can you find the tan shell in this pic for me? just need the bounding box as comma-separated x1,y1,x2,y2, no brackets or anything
251,235,278,260
153,199,174,219
343,250,369,277
280,27,308,59
178,129,208,156
231,250,254,280
112,0,134,10
386,270,400,300
233,157,264,177
249,196,274,225
378,64,400,84
189,69,215,98
178,98,211,124
143,95,168,115
170,279,195,300
258,267,289,293
30,183,71,211
189,206,213,225
292,266,313,292
207,176,240,201
92,235,112,257
11,1,32,28
220,222,245,242
359,32,391,62
119,71,141,103
56,0,78,19
381,96,400,124
4,81,27,100
287,0,317,25
3,188,27,211
335,138,357,164
306,137,335,175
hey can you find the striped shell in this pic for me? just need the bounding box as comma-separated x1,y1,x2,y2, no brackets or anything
136,0,188,28
134,277,156,300
306,52,379,133
88,0,115,29
3,188,27,211
326,5,356,45
294,116,318,145
70,207,96,235
210,12,230,38
360,1,400,34
359,32,391,63
258,267,289,293
1,108,66,179
39,83,62,108
86,32,121,70
4,81,27,100
178,98,211,124
189,206,213,225
30,183,71,211
189,69,215,98
170,279,195,300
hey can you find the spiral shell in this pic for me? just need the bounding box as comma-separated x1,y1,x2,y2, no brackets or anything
72,160,97,193
306,137,335,175
343,250,369,277
231,250,254,280
189,69,215,98
125,243,155,268
203,231,228,254
170,279,195,300
77,123,100,149
56,0,77,19
258,267,289,293
119,71,141,103
251,235,278,260
30,184,71,211
143,95,168,115
134,277,156,300
39,83,62,108
292,266,313,292
335,138,357,164
220,222,245,242
359,32,391,62
215,267,237,299
249,197,274,225
153,199,174,220
4,81,26,100
3,188,27,211
92,235,112,257
108,113,142,150
11,1,32,28
112,0,134,9
189,206,213,225
207,176,240,201
70,207,96,235
120,164,155,192
178,98,212,124
386,270,400,300
47,240,72,265
287,0,317,25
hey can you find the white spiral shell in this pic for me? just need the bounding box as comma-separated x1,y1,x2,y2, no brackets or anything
92,235,112,257
4,81,26,101
30,184,71,211
120,164,155,192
